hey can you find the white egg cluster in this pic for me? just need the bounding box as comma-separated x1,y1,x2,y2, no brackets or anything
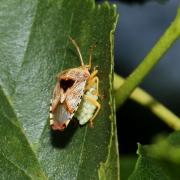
75,85,98,125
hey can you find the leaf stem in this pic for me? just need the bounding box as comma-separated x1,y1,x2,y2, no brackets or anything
115,4,180,108
114,73,180,130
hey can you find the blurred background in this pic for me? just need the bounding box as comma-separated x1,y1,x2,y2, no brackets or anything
97,0,180,155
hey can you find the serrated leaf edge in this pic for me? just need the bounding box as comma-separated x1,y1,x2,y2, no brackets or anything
98,2,119,180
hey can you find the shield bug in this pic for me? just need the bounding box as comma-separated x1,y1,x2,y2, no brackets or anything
50,37,100,131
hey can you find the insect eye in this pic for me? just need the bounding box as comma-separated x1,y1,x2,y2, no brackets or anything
60,79,75,92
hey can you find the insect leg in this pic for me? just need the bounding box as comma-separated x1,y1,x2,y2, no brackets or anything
86,76,99,96
84,95,101,127
89,69,98,80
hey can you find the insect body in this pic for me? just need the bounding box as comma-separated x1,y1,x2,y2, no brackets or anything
50,37,100,131
75,70,100,127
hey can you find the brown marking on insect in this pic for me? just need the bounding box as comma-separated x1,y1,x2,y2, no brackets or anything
51,119,70,131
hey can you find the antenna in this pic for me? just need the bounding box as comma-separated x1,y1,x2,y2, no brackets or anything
69,36,84,66
88,44,96,70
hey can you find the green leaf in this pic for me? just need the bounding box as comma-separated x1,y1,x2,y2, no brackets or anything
0,0,118,179
129,132,180,180
120,156,137,180
129,144,170,180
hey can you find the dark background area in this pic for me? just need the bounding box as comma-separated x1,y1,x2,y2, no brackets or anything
97,0,180,154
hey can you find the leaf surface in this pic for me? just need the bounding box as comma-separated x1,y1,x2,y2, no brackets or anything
129,132,180,180
0,0,118,179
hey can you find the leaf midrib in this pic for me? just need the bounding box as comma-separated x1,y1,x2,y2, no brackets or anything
76,126,88,179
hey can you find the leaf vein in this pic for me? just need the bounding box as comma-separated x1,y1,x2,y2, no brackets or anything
76,126,88,179
0,152,32,179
